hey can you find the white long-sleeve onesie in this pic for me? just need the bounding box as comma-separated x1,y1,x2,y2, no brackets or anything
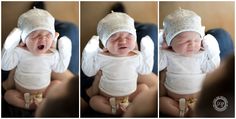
82,51,153,97
159,49,220,94
2,47,68,90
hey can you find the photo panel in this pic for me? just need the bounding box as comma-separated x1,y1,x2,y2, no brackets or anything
80,1,158,117
159,1,234,117
1,1,79,117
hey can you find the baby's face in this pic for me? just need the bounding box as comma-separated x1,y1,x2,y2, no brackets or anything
106,32,136,57
25,30,54,55
171,31,202,56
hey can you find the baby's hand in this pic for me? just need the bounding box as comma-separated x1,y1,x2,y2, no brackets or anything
56,36,72,72
4,28,22,50
139,35,154,73
140,35,154,52
58,36,72,58
84,35,100,54
202,34,220,59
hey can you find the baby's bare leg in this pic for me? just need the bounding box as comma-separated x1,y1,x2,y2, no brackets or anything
4,89,29,109
159,96,179,116
89,95,112,115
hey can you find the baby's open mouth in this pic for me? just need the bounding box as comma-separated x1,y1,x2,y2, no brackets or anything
38,45,45,50
119,47,127,49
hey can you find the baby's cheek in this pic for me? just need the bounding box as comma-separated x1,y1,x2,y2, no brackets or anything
27,42,35,50
47,40,54,48
130,41,136,48
175,45,183,51
195,43,201,49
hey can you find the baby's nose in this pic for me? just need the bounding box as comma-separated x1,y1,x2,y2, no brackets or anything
119,38,127,44
188,40,195,46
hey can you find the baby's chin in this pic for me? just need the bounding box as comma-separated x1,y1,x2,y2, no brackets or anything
32,51,46,56
31,48,48,56
181,52,196,57
116,51,133,57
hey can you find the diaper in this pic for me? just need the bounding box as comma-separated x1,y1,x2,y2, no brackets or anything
164,72,206,94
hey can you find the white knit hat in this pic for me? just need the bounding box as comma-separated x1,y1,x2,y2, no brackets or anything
163,8,205,46
97,12,136,47
18,7,55,43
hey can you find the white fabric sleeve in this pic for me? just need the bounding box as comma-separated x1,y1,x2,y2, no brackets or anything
1,28,22,70
159,49,168,71
201,34,221,72
81,35,101,77
52,36,72,73
1,48,20,71
3,28,22,50
138,36,154,74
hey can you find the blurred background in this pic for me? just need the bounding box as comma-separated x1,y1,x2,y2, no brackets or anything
81,2,158,53
159,1,235,43
1,1,79,47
